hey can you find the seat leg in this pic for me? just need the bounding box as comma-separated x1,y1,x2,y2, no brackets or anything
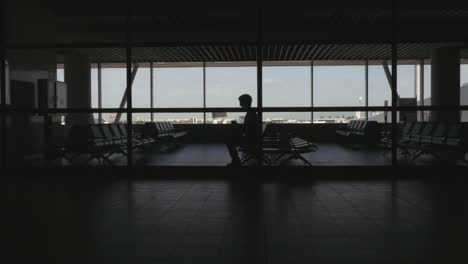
260,153,272,165
296,154,312,166
273,153,287,163
240,153,252,165
279,154,296,166
411,149,424,162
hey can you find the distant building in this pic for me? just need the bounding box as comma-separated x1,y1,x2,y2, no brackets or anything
313,117,347,123
212,112,227,118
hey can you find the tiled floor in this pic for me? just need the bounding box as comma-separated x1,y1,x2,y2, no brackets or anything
5,178,468,263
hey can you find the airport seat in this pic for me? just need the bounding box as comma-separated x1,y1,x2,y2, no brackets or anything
381,122,413,150
396,122,468,164
62,125,123,165
336,120,380,145
153,122,187,140
248,123,318,166
117,123,155,146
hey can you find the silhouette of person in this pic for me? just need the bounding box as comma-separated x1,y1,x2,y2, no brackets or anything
225,94,259,166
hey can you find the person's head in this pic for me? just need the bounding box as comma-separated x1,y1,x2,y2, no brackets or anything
238,94,252,109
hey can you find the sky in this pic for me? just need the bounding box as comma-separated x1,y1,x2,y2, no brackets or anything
57,64,468,121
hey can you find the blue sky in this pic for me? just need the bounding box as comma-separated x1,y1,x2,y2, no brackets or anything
57,64,468,121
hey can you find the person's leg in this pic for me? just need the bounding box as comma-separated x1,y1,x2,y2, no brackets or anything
225,128,241,165
226,142,241,164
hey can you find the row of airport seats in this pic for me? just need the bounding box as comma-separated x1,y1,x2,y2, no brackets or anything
142,122,188,142
64,123,154,164
239,123,318,166
382,121,467,163
335,120,380,144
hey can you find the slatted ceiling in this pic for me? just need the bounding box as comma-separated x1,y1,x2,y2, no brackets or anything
61,43,467,63
226,46,236,61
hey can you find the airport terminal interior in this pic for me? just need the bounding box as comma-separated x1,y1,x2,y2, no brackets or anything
2,1,468,263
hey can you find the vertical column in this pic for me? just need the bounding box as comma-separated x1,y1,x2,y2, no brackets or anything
311,60,314,123
256,4,263,165
0,46,5,169
416,60,424,121
64,54,92,125
126,9,133,167
430,47,460,122
126,51,132,166
391,0,398,167
365,60,369,120
150,62,154,123
391,46,398,166
203,61,206,124
0,0,5,167
98,63,102,123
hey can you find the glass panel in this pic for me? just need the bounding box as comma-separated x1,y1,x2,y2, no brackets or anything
263,65,310,107
369,61,392,107
154,65,203,108
132,65,151,108
397,63,416,98
102,64,127,109
206,64,257,107
314,63,365,107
